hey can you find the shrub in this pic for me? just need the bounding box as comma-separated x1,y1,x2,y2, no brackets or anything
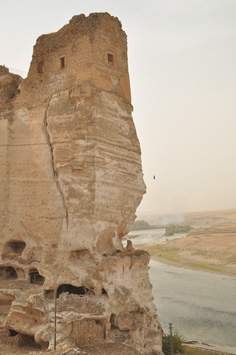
162,331,184,354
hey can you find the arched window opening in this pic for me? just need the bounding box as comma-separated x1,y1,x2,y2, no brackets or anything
56,284,94,298
0,266,17,280
29,268,45,285
8,331,41,350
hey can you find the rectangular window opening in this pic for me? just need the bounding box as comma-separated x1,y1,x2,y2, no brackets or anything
108,53,114,65
60,57,65,68
37,60,44,74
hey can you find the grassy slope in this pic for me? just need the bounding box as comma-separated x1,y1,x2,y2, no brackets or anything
143,244,229,274
142,224,236,276
183,345,225,354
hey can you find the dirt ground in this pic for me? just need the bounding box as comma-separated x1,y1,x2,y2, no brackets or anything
0,343,33,354
149,223,236,276
0,341,140,355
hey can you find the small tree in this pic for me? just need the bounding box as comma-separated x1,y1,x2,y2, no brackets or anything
162,331,184,354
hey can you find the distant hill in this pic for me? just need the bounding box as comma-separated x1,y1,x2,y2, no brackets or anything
131,220,156,231
138,208,236,227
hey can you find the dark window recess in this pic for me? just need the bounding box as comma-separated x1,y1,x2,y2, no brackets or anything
56,284,94,298
0,266,17,280
110,314,117,329
44,290,55,299
102,288,108,296
9,329,18,337
37,60,44,74
108,53,114,65
7,241,26,255
71,249,90,259
60,57,65,68
29,269,45,285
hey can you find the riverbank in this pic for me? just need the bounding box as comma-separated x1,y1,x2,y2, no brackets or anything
149,260,236,349
141,223,236,277
184,341,236,355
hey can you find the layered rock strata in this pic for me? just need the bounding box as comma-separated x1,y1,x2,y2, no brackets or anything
0,13,162,354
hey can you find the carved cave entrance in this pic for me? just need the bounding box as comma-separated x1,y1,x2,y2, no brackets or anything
8,241,26,254
56,284,94,298
0,266,17,280
8,329,46,350
3,241,26,256
29,268,45,285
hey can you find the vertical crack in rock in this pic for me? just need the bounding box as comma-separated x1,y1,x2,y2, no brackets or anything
44,99,69,228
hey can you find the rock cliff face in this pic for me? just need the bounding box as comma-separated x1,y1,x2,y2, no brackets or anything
0,13,162,354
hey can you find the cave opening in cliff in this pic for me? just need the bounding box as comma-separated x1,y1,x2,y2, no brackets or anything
44,289,55,299
0,266,18,279
102,288,108,296
6,241,26,255
29,268,45,285
9,329,18,337
56,284,95,298
8,330,42,350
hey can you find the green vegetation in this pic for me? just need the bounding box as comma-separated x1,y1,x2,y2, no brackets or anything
131,220,152,231
143,244,180,263
162,331,184,354
163,332,223,355
7,102,13,110
188,262,224,273
165,224,191,236
182,345,224,355
143,244,234,275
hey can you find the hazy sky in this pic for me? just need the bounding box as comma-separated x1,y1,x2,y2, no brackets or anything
1,0,236,216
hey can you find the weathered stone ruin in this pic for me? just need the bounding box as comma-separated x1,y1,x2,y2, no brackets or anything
0,13,163,354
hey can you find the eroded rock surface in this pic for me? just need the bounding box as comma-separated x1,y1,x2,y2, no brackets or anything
0,13,162,354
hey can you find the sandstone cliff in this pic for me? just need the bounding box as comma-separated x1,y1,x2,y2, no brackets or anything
0,13,162,354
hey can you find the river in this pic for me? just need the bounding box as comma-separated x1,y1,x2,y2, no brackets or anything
149,260,236,347
126,228,236,347
124,228,187,245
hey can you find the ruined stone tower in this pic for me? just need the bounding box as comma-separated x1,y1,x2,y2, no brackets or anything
0,13,163,354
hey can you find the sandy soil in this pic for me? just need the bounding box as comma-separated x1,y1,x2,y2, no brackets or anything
161,224,236,275
0,343,33,354
0,341,140,355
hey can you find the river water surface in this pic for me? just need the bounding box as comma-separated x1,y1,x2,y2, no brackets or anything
125,228,187,245
149,260,236,347
126,228,236,347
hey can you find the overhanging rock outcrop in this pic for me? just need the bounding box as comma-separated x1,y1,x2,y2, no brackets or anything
0,13,163,354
